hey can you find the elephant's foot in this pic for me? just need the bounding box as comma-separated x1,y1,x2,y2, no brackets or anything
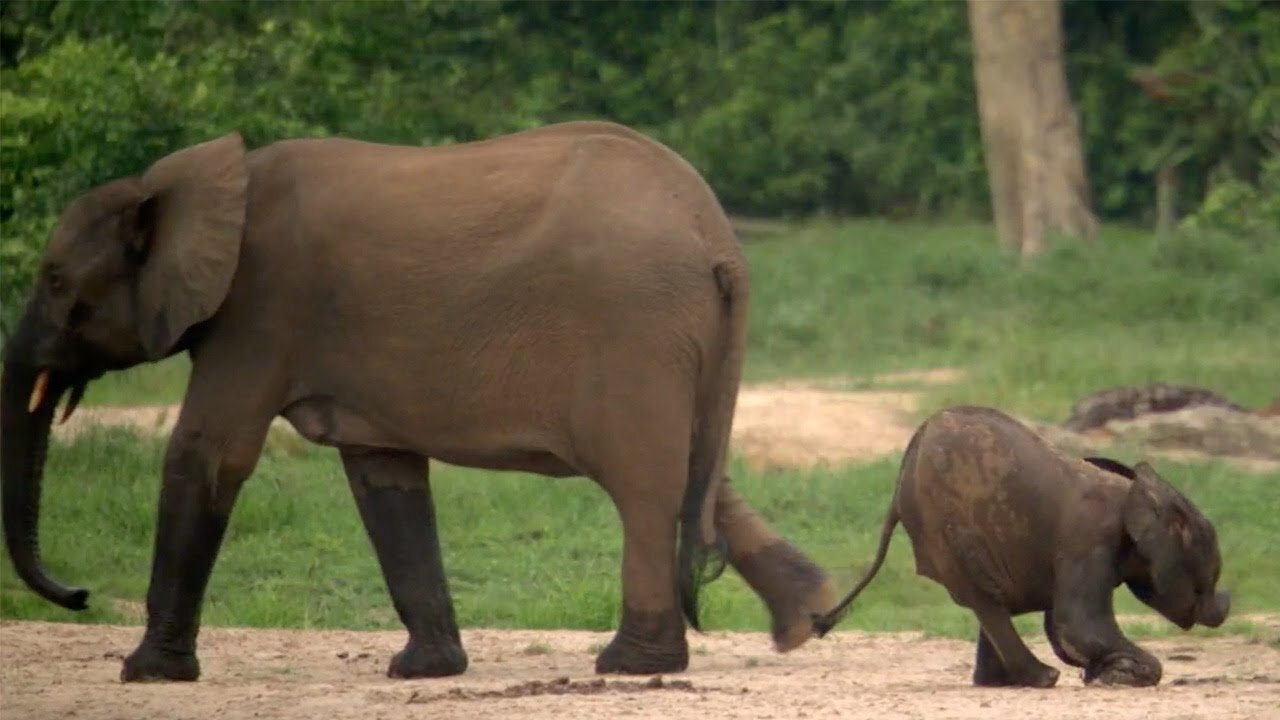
1085,653,1162,687
120,643,200,683
973,662,1060,689
734,540,836,652
594,607,688,675
388,637,469,679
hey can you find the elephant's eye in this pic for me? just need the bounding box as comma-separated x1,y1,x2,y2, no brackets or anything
46,270,67,295
68,301,91,329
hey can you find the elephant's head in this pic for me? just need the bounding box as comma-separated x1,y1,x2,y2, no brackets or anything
1,133,248,610
1088,457,1231,630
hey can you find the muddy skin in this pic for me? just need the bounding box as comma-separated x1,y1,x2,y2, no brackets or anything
594,606,689,675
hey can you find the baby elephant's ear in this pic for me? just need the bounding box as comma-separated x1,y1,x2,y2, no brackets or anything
1122,462,1186,595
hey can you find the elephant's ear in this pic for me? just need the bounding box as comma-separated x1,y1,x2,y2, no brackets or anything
134,132,248,359
1121,461,1189,595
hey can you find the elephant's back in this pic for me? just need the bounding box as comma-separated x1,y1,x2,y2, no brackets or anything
245,124,736,272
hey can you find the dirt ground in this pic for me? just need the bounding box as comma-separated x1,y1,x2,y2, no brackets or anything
2,620,1277,720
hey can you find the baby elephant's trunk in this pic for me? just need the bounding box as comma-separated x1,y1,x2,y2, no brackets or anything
1199,590,1231,628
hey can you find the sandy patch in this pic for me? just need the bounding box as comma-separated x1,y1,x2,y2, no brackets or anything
2,621,1275,720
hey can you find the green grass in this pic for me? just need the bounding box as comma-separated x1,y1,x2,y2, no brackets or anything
2,427,1276,642
743,219,1280,419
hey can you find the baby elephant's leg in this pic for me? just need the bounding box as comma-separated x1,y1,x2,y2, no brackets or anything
970,601,1059,688
1051,610,1161,687
1051,556,1162,687
1043,610,1085,668
973,631,1015,686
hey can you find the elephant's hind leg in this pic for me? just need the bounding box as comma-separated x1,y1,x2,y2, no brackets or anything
340,448,467,679
591,439,691,674
593,489,690,675
715,480,835,652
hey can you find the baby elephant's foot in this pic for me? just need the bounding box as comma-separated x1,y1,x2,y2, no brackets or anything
1085,654,1162,687
974,662,1060,689
388,637,468,679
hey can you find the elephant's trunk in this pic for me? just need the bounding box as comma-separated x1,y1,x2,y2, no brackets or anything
1,347,89,611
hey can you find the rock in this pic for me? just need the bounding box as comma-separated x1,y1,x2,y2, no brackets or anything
1105,406,1280,460
1062,383,1247,432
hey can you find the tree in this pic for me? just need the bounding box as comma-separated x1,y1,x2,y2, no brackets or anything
967,0,1098,258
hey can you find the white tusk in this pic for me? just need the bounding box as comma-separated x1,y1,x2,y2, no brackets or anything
58,383,86,426
28,370,50,413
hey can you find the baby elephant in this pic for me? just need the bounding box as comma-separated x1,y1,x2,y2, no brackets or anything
813,405,1230,688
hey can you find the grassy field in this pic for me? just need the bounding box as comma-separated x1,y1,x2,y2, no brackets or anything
3,219,1278,641
1,426,1276,642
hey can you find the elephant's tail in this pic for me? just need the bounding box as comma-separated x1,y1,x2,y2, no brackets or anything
811,426,921,637
678,258,749,632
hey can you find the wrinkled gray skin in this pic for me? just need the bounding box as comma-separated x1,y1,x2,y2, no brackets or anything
814,405,1230,688
0,122,835,683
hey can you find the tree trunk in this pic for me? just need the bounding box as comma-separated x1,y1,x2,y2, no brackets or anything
967,0,1098,259
1155,163,1179,239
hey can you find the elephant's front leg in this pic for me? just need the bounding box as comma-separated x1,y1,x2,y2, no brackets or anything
1052,550,1162,687
122,427,261,682
715,478,835,652
340,448,467,678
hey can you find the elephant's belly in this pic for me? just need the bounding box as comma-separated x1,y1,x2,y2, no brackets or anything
281,394,581,477
429,447,580,477
283,395,385,447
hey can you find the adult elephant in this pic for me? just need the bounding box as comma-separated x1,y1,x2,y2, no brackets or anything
0,121,834,682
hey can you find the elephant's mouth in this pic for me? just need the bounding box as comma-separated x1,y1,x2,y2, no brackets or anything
25,368,90,427
1125,577,1155,605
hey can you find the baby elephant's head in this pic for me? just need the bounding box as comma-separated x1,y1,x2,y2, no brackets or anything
1106,459,1230,630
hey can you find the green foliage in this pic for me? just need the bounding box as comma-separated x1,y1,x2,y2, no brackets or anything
1064,0,1278,223
2,427,1274,640
1181,155,1280,243
2,0,1276,333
